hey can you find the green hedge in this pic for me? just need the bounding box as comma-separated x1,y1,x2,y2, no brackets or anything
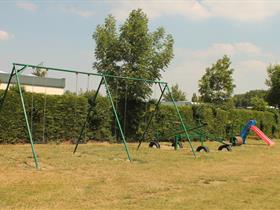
0,91,88,143
0,90,279,144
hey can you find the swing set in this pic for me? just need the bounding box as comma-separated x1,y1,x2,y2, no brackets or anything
0,62,197,169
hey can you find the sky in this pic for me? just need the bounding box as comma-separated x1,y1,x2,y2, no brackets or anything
0,0,280,99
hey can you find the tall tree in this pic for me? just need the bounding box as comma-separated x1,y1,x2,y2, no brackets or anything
163,84,186,101
93,9,174,138
198,55,235,104
266,64,280,107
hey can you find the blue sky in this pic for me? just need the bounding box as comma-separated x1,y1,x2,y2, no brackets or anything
0,0,280,98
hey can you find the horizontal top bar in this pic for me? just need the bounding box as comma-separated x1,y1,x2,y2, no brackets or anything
13,63,167,84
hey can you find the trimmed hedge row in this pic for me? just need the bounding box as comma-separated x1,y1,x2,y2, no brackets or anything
0,91,88,143
151,105,279,141
0,90,279,144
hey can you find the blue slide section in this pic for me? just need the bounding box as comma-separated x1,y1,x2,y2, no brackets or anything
240,120,256,144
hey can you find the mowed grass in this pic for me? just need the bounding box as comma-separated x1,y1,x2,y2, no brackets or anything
0,140,280,210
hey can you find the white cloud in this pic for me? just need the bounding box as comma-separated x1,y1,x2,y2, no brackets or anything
191,42,263,58
0,31,13,41
233,59,268,92
60,5,94,18
163,42,273,96
203,0,280,22
16,1,38,12
237,60,267,72
110,0,280,22
110,0,210,21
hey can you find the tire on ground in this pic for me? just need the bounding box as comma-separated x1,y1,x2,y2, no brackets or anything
196,145,210,152
149,141,160,149
218,144,232,151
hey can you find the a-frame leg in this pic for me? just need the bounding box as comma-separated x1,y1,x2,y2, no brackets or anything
165,85,197,158
137,83,167,150
0,66,15,112
15,67,40,169
73,78,103,154
103,76,132,161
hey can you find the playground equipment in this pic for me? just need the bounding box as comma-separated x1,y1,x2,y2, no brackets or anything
149,119,233,152
0,62,197,169
148,122,206,150
240,120,275,146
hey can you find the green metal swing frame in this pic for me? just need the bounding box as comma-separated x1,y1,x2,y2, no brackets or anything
0,62,196,169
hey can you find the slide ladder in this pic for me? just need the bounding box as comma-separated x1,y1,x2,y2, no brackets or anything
240,120,256,144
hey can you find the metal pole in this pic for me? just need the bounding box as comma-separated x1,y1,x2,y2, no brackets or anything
137,83,167,150
0,66,16,112
13,63,167,85
15,69,40,169
73,78,103,154
103,76,132,161
165,85,197,158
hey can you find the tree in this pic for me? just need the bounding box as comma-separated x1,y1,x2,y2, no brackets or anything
32,63,47,78
32,68,47,77
266,64,280,107
191,93,198,102
163,84,186,101
233,90,268,108
93,9,174,138
251,96,268,111
198,55,235,104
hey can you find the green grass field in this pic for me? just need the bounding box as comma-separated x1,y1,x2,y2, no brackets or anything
0,140,280,210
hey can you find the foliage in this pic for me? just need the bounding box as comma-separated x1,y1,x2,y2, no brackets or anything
251,96,268,111
32,65,47,78
266,64,280,107
0,90,87,143
199,55,235,104
9,84,26,94
234,89,268,108
163,84,186,101
0,89,279,144
191,93,198,102
93,9,174,138
82,91,112,140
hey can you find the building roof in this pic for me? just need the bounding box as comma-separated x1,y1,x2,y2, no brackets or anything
0,72,65,88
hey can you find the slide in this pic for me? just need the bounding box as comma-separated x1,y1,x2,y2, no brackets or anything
250,125,275,146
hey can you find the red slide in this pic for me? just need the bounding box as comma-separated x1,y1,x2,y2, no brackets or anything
250,125,275,146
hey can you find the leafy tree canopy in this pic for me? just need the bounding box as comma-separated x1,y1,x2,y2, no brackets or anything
266,64,280,107
234,89,268,108
32,63,47,78
93,9,174,101
191,93,198,102
163,84,186,101
92,9,174,138
251,96,268,111
198,55,235,104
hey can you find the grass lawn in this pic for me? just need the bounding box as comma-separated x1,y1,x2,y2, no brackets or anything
0,140,280,210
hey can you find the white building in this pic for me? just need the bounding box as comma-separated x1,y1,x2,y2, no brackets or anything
0,72,65,95
161,100,201,106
